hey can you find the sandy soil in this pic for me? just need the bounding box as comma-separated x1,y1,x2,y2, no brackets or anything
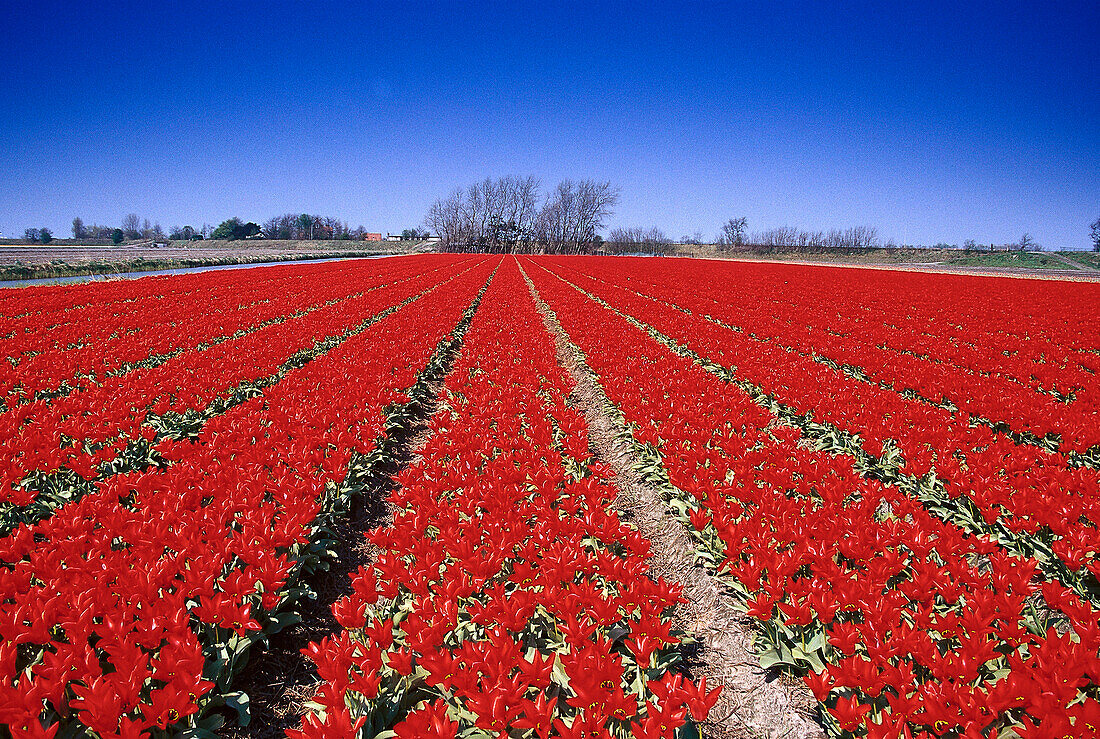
520,263,823,739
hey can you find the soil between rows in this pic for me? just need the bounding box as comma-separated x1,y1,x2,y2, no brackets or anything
224,262,822,738
216,267,494,736
219,499,384,738
218,392,446,737
520,262,823,739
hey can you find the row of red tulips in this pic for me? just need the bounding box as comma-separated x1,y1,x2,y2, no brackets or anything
0,260,495,737
0,257,472,513
294,262,718,738
0,258,445,410
1,257,470,417
534,260,1100,601
726,260,1098,400
527,260,1100,738
0,256,312,320
1,263,269,342
555,257,1100,454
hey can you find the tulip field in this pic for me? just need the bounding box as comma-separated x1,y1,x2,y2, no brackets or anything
2,254,1099,738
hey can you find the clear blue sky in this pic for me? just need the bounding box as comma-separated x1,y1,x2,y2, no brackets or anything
2,1,1097,248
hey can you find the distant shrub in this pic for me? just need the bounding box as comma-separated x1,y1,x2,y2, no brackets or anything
211,218,261,240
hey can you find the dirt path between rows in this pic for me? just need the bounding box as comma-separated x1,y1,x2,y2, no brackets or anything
220,401,444,738
219,274,492,738
521,263,823,739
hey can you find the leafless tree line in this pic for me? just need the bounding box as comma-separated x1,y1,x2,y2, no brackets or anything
70,214,204,242
69,215,167,241
606,226,672,254
743,225,880,249
425,176,620,253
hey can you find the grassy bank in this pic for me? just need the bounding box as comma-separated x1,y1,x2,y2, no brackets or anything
1067,252,1100,269
940,251,1078,270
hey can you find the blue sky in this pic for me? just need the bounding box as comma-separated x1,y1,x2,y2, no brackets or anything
1,1,1097,248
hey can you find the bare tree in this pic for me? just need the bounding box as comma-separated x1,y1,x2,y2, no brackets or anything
426,176,617,253
470,176,542,252
425,188,467,250
608,226,671,254
743,225,879,250
572,179,620,253
716,217,747,249
845,226,879,248
71,217,86,239
262,214,293,239
503,176,541,250
426,176,544,252
751,226,800,247
534,180,575,253
535,179,620,254
320,216,354,239
121,213,141,240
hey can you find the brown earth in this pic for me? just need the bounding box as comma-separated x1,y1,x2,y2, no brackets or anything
520,262,824,739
